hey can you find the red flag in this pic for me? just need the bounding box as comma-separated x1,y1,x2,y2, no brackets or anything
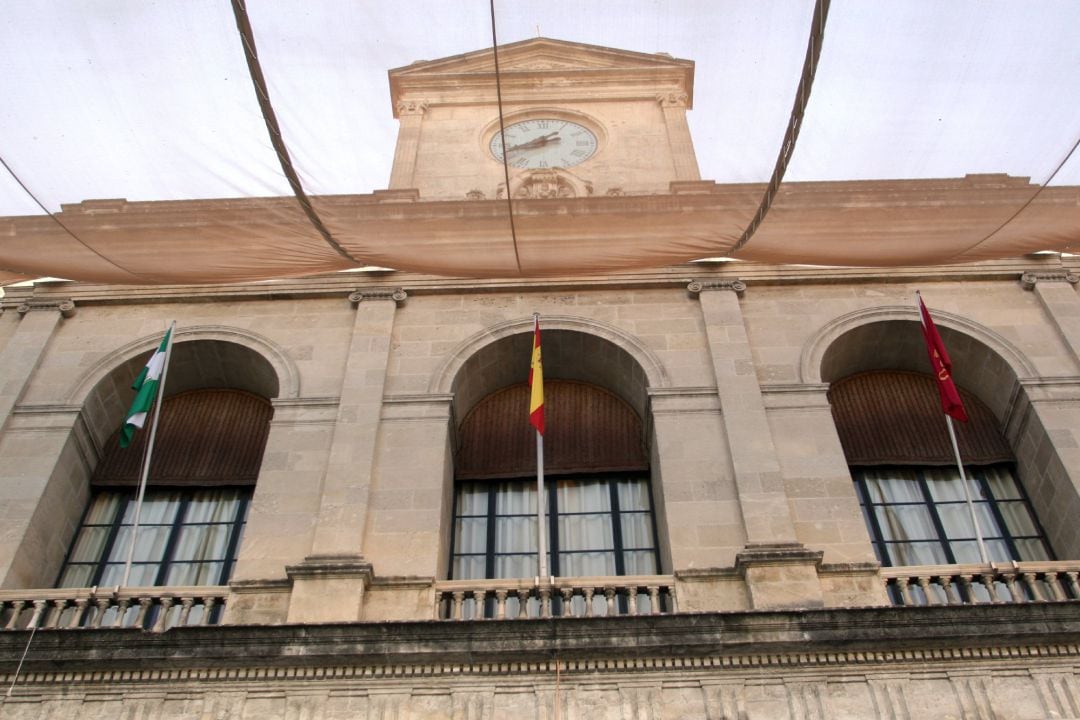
917,293,968,422
528,315,544,435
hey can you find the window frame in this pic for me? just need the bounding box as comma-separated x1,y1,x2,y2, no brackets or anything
56,485,251,588
853,463,1054,567
449,473,662,580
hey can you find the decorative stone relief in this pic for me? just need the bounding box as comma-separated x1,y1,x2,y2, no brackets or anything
686,279,745,298
606,187,625,196
395,100,428,116
348,288,407,307
1021,271,1079,290
657,92,690,108
465,189,485,201
495,168,594,200
15,298,76,318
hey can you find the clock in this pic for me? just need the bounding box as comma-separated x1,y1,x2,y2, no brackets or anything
489,119,598,169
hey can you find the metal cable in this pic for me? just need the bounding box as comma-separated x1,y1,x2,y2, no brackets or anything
230,0,362,265
489,0,524,274
731,0,831,254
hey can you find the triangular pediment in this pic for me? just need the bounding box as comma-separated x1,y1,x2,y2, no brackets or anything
390,38,692,77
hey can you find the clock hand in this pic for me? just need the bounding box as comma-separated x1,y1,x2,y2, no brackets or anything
504,132,560,154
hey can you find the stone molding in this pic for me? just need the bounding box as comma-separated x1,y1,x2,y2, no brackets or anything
734,543,824,573
428,314,670,394
759,383,832,410
686,279,745,298
1021,270,1079,290
798,304,1038,384
66,324,301,404
647,386,721,415
286,555,374,586
348,287,407,306
15,299,75,318
380,393,454,422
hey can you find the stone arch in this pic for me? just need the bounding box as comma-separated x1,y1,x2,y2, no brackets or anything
800,305,1035,423
71,326,295,454
429,315,668,424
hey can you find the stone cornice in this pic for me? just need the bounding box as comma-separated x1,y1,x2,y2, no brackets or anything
1022,270,1080,289
348,287,407,307
2,603,1080,680
12,298,75,318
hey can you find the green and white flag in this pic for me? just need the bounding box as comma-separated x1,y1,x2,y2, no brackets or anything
120,327,173,448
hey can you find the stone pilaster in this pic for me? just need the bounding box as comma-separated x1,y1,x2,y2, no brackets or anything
287,288,404,623
388,101,428,189
1022,271,1080,368
0,300,74,434
690,280,823,609
658,93,701,182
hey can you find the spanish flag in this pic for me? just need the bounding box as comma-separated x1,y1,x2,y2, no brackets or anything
529,315,545,435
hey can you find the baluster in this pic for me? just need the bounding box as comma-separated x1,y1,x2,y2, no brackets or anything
539,587,552,619
5,600,26,630
604,587,617,617
112,598,132,627
583,587,595,618
517,588,530,619
916,576,936,605
560,587,574,618
153,597,175,632
201,597,218,626
27,600,48,629
495,590,508,620
626,586,639,616
71,598,90,628
451,591,464,621
980,574,1001,603
894,577,913,605
647,586,661,615
471,589,486,620
667,585,678,614
940,577,961,605
178,598,195,626
134,597,153,628
1045,572,1067,601
957,575,975,604
1065,571,1080,599
1022,572,1045,602
92,598,110,628
47,599,67,628
1002,572,1024,603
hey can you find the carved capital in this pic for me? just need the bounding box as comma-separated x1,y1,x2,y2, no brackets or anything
687,279,746,298
1021,271,1079,290
348,288,407,307
16,299,76,318
657,92,689,108
395,100,428,117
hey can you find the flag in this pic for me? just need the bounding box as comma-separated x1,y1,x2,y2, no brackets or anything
528,315,545,435
917,293,968,422
120,327,173,447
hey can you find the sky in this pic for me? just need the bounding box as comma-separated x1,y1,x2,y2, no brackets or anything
0,0,1078,217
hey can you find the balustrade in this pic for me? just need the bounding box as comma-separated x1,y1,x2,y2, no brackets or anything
881,562,1080,607
433,575,677,620
0,587,227,631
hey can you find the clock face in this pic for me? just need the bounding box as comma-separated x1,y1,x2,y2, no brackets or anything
489,119,598,169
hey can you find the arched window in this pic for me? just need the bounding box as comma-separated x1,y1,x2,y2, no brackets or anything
830,371,1052,566
57,389,272,588
450,380,659,580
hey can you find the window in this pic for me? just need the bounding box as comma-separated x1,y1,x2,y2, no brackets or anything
57,487,250,588
450,475,659,580
854,464,1053,566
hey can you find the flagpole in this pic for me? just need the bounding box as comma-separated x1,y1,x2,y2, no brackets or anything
536,428,548,580
121,321,176,588
944,415,990,565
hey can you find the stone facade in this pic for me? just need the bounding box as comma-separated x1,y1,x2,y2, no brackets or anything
3,257,1080,717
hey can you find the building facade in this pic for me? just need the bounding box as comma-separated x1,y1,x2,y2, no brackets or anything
2,39,1080,720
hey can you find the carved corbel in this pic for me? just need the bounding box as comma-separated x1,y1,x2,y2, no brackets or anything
1021,271,1079,290
395,100,429,117
348,288,407,307
657,92,689,108
686,279,746,299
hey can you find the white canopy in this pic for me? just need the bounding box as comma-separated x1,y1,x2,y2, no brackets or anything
1,1,1078,284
